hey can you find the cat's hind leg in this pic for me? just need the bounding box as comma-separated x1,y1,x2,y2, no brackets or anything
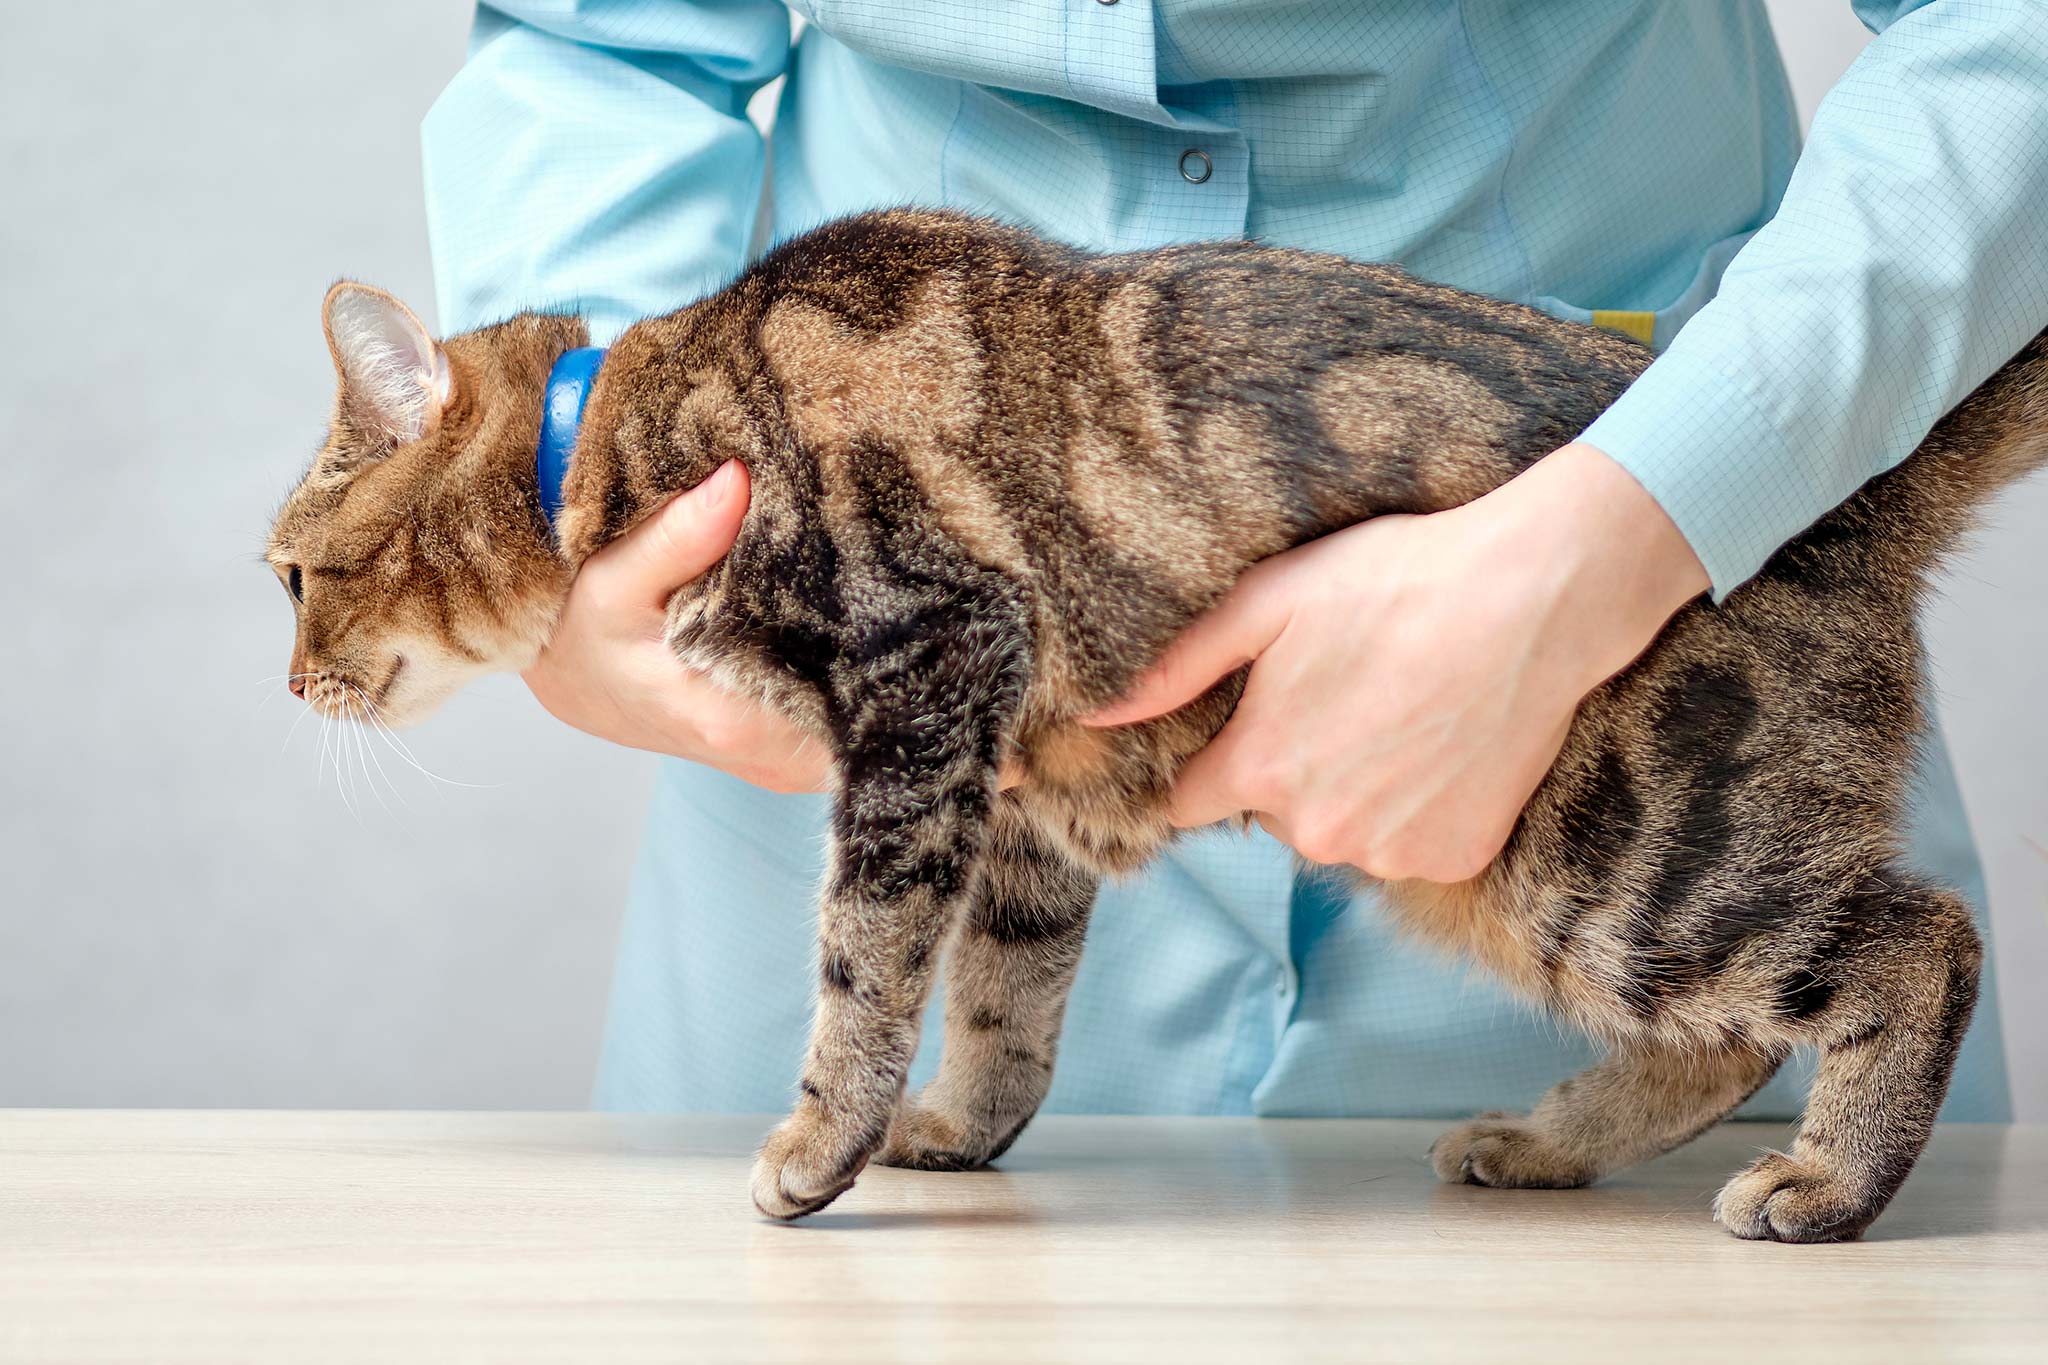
1431,1036,1783,1190
749,606,1030,1221
1714,878,1980,1243
879,801,1098,1172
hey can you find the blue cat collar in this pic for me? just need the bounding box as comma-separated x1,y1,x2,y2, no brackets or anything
537,347,606,530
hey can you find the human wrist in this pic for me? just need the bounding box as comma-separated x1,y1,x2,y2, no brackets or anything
1486,441,1710,686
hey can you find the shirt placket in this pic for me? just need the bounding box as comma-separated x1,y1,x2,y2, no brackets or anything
1060,0,1250,247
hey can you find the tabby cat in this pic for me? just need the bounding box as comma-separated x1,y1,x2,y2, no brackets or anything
268,209,2045,1240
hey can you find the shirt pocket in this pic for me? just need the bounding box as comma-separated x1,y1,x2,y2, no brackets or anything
1529,227,1755,352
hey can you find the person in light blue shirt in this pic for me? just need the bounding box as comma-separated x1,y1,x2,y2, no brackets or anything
422,1,2034,1123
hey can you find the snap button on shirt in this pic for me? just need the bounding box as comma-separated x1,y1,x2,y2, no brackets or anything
1179,148,1212,183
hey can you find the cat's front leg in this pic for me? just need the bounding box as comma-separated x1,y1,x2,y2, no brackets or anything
749,613,1029,1220
879,801,1098,1171
751,782,998,1220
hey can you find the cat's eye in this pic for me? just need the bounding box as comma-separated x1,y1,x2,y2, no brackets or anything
283,565,303,604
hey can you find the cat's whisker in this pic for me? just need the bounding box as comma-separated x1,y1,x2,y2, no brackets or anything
362,713,445,789
333,713,350,802
255,672,320,720
354,723,388,818
336,720,367,826
358,697,497,791
345,684,406,812
312,710,328,790
320,712,338,801
318,709,362,823
340,708,369,812
339,694,369,802
282,691,320,754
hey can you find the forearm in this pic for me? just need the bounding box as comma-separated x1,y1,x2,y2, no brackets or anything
1583,0,2048,597
1477,443,1711,691
1570,444,1712,636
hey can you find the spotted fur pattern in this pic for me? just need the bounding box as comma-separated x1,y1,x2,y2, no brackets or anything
269,209,2047,1239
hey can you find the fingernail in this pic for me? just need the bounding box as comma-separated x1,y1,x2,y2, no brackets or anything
706,460,741,503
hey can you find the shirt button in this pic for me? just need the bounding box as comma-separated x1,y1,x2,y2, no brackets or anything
1179,148,1213,184
1097,0,1118,5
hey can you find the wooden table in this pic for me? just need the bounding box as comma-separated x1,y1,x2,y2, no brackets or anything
0,1112,2039,1363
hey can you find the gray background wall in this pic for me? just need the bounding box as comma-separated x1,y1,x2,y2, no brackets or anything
2,3,2041,1117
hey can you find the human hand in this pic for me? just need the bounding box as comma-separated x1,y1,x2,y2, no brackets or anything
522,460,834,793
1085,443,1710,882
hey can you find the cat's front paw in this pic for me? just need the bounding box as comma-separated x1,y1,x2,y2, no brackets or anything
876,1098,1027,1172
1429,1114,1597,1189
750,1111,876,1221
1714,1152,1878,1243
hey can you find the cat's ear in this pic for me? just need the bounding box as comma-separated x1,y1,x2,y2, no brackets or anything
322,282,453,445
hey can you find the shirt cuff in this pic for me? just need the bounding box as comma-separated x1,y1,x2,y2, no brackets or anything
1580,347,1848,601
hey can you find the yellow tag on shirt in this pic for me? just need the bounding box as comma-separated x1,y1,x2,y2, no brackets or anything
1592,309,1656,346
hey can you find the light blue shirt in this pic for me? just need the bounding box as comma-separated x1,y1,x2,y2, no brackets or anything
423,0,2027,1120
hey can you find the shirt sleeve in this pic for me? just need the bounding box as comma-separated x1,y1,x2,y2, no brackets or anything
1579,0,2048,598
421,1,791,342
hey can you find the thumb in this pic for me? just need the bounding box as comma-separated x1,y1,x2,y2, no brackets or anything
1083,571,1289,727
582,460,750,610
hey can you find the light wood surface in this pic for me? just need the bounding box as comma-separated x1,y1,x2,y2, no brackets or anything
0,1112,2040,1364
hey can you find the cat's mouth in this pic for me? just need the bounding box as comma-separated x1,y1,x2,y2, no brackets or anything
375,654,406,708
301,654,406,721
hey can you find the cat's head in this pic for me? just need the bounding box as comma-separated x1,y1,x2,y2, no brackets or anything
266,284,582,727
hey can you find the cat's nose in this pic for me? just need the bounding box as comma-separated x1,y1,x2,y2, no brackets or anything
289,674,309,699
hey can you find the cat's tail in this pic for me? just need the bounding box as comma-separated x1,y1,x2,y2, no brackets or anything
1767,330,2048,593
